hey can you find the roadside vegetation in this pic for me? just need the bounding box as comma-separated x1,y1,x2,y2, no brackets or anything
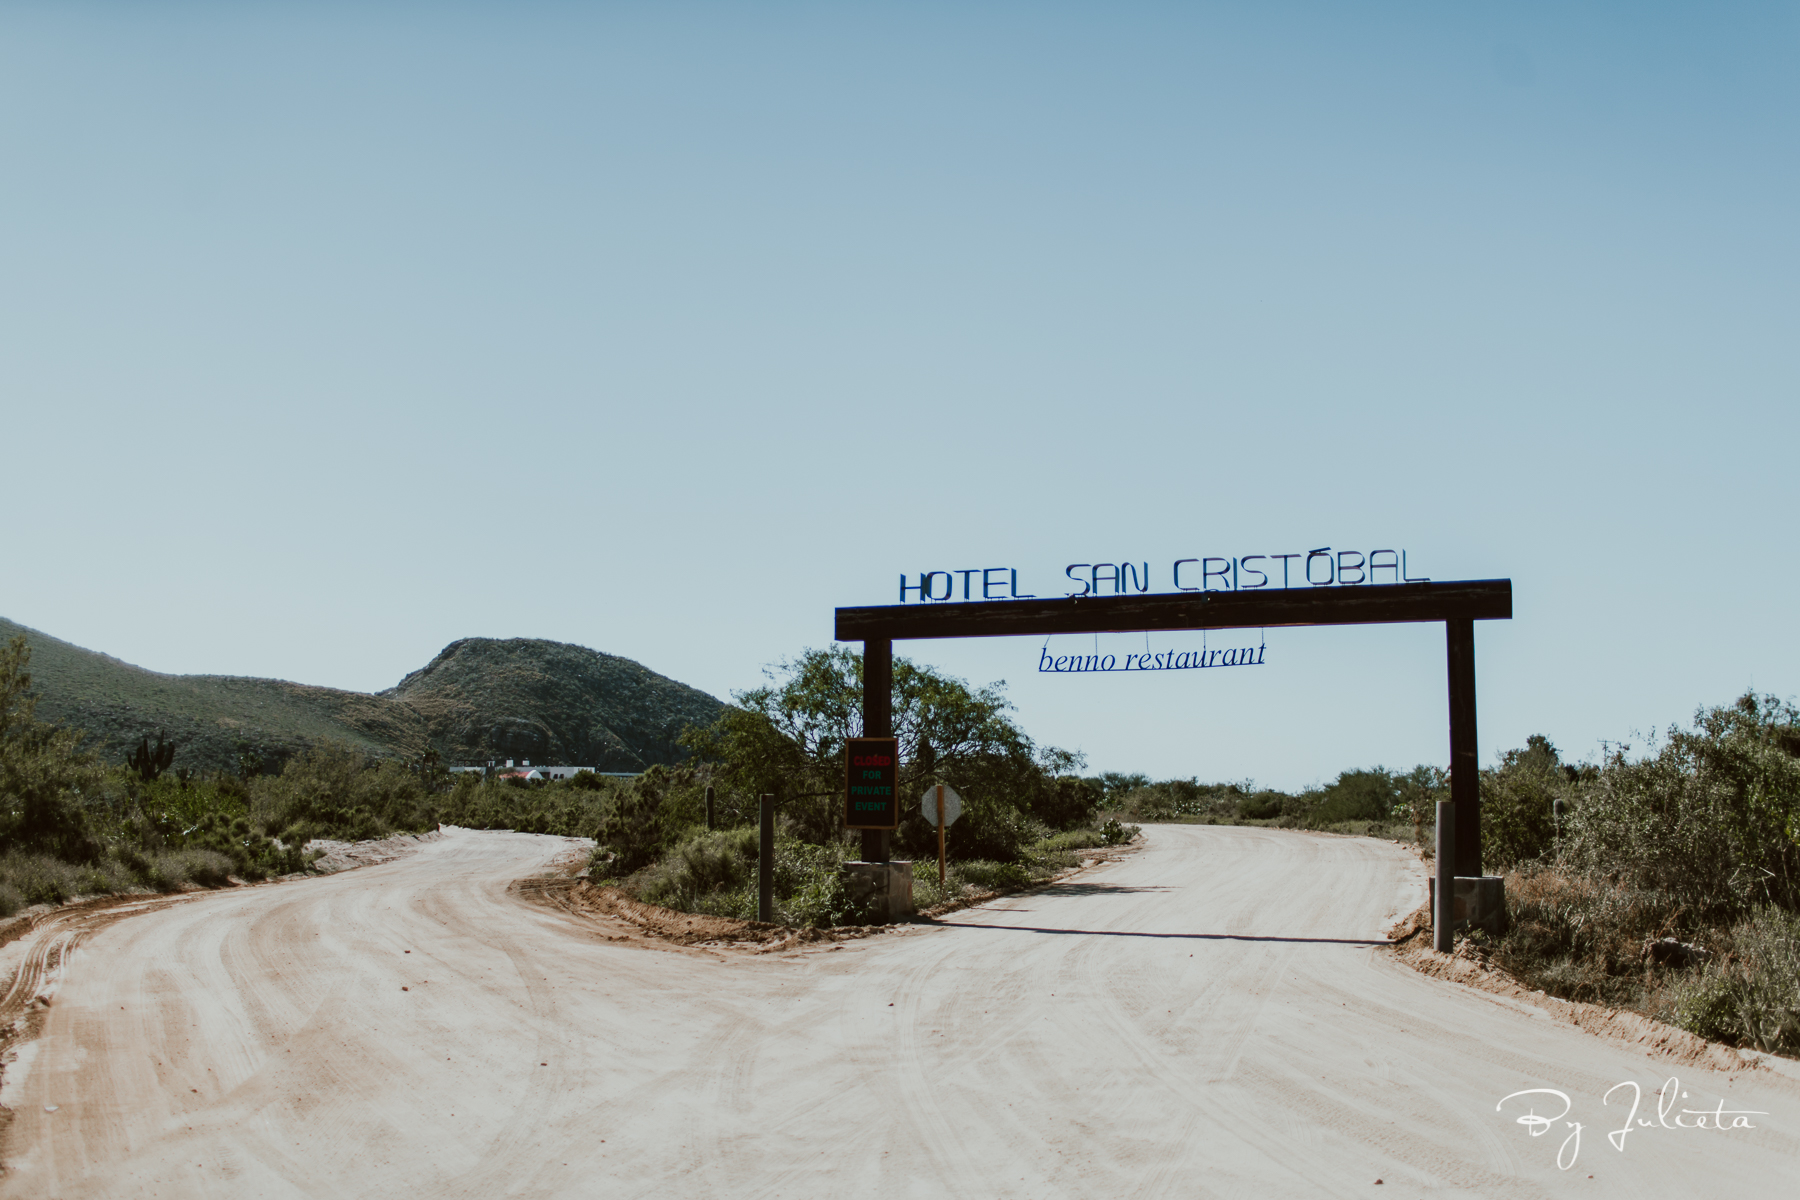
596,646,1134,926
7,628,1797,1056
1095,765,1445,843
0,634,625,916
1463,697,1800,1058
1,634,1127,924
1000,702,1800,1058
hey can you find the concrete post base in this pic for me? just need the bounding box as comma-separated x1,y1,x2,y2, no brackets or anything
1428,875,1507,937
841,861,914,924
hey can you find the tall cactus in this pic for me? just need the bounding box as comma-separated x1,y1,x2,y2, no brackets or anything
127,731,176,782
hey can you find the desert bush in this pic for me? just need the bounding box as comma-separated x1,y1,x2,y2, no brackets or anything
1023,774,1101,830
1307,769,1404,825
775,840,857,926
129,774,247,842
249,743,430,838
1100,818,1135,845
1113,777,1256,820
1559,693,1800,920
1107,766,1442,835
592,766,677,875
625,833,858,927
683,645,1091,860
1667,906,1800,1054
940,795,1045,864
1236,791,1284,820
114,845,236,891
1034,829,1112,854
0,851,137,907
635,828,759,909
435,770,613,837
1480,735,1566,870
1316,819,1415,840
0,635,106,862
0,852,83,906
1491,865,1687,1007
956,860,1032,891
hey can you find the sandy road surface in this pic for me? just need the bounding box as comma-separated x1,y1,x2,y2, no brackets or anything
4,825,1797,1198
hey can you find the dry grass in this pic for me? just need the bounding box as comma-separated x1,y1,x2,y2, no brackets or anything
0,848,239,916
1454,863,1800,1058
1663,907,1800,1055
1490,865,1689,1009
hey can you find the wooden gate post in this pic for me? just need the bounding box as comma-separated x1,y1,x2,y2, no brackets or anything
861,639,893,863
1446,618,1481,877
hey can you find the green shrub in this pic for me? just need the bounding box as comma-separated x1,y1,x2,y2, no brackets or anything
1023,775,1101,830
593,768,672,875
1481,735,1564,870
158,848,235,888
635,828,759,908
0,635,106,863
0,852,83,906
779,846,855,927
1668,907,1800,1054
1236,792,1282,820
1669,975,1740,1044
957,860,1031,891
1100,818,1135,845
1034,829,1109,853
1560,694,1800,919
248,744,430,840
1307,769,1404,824
1491,865,1685,1007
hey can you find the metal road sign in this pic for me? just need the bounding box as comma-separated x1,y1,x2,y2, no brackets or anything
920,783,962,827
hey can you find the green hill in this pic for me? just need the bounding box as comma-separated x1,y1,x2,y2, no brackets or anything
384,637,725,773
0,618,724,775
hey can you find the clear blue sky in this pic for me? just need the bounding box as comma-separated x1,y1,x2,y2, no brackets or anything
3,3,1795,787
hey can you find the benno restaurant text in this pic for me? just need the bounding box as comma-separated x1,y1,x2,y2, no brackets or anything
896,549,1430,603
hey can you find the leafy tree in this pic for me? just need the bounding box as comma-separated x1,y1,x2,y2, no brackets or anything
1480,735,1564,869
594,765,673,875
249,742,426,839
0,635,103,861
1093,772,1150,806
407,747,452,794
1308,768,1406,824
681,646,1086,857
1562,694,1800,916
235,742,267,782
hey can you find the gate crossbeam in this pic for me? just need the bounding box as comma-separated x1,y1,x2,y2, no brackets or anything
836,579,1510,642
835,579,1511,877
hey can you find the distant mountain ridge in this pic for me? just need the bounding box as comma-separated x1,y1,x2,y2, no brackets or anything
383,637,724,772
0,618,724,776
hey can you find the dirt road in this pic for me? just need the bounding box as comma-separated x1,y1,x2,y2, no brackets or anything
3,825,1796,1197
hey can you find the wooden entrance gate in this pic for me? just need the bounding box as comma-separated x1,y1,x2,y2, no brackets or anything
834,579,1512,874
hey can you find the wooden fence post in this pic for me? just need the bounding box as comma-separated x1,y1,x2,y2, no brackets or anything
758,793,775,923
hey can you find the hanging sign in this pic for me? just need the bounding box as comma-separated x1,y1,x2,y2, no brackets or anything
843,737,900,830
896,549,1429,602
1038,644,1266,673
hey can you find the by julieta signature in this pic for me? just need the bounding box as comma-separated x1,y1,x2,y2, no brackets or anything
1496,1076,1766,1170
